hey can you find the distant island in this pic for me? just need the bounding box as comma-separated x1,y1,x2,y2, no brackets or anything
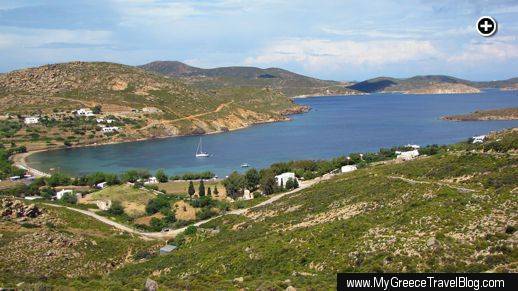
442,107,518,121
348,75,518,94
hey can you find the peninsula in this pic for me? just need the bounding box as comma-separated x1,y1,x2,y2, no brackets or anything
442,108,518,121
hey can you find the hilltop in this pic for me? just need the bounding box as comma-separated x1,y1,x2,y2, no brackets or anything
0,62,305,150
2,128,514,289
348,75,518,94
139,61,360,97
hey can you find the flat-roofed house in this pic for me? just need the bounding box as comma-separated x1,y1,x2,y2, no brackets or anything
76,108,94,117
24,117,39,124
274,172,297,187
101,126,120,133
396,150,419,161
159,244,177,254
341,165,357,173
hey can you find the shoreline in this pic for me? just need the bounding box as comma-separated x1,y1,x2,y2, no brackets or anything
290,92,365,99
12,107,310,177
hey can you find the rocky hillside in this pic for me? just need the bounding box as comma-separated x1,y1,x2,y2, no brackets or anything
442,107,518,121
348,75,518,94
0,198,158,287
0,62,305,143
139,61,360,97
28,129,516,289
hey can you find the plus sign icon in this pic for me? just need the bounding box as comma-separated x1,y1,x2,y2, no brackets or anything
477,16,497,37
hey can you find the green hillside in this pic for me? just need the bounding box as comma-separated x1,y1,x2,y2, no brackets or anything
29,128,516,289
349,75,518,93
139,61,360,97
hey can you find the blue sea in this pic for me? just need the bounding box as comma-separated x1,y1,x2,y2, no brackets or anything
28,90,518,177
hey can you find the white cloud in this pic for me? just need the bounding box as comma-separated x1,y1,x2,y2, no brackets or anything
448,42,518,63
0,28,112,48
118,2,201,26
321,25,473,40
244,38,441,70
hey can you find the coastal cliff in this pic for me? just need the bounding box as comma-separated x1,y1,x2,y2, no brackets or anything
405,83,481,94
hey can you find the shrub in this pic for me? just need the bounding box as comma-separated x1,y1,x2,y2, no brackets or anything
156,169,168,183
145,195,171,215
61,192,77,204
108,201,125,216
184,225,197,235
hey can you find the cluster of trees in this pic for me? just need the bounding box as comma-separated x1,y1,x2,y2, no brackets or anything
186,180,219,198
0,145,27,179
222,168,292,199
0,120,22,139
170,171,216,181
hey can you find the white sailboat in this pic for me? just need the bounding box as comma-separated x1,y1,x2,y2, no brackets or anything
195,137,210,157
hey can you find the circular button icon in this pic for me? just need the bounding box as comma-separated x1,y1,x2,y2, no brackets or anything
477,16,497,37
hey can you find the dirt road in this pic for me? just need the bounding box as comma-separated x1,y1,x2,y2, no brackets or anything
44,172,335,240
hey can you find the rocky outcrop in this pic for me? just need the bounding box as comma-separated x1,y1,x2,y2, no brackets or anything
1,198,43,219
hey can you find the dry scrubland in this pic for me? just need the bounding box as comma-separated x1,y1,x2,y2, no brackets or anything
0,62,305,151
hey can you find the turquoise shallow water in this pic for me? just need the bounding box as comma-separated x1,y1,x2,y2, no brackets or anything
28,90,518,177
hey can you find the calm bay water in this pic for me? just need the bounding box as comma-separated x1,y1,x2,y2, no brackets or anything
28,90,518,177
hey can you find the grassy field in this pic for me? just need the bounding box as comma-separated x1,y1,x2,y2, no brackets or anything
81,185,155,217
159,180,227,197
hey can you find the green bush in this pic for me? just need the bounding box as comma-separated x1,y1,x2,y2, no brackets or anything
184,225,197,235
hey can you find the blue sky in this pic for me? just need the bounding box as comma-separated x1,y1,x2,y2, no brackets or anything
0,0,517,81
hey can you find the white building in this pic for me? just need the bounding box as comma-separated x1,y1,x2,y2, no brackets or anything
76,108,95,117
472,135,486,144
396,150,420,161
341,165,357,173
56,189,74,199
96,118,115,124
405,144,420,149
242,189,254,200
24,117,39,124
144,177,159,185
274,172,297,187
96,182,108,189
101,126,120,133
159,244,177,254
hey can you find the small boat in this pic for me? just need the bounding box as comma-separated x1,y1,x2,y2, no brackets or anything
195,137,210,157
241,163,250,168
